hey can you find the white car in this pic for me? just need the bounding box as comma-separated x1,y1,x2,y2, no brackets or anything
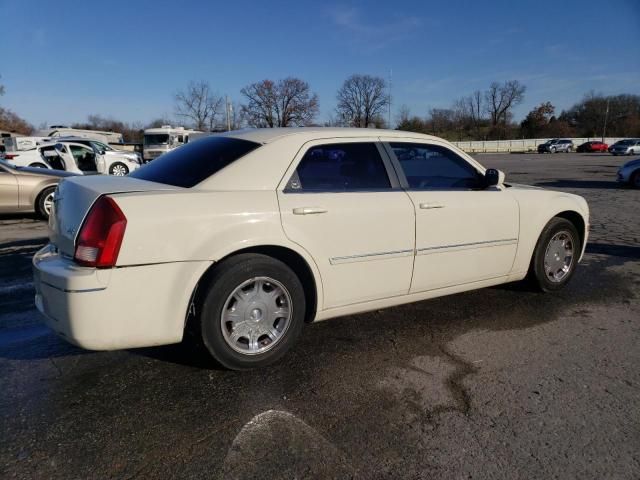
53,141,141,176
33,128,589,369
41,136,142,174
5,141,140,176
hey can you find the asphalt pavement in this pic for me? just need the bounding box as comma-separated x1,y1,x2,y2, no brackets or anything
0,152,638,479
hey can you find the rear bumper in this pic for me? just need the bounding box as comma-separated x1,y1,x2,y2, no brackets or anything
33,244,212,350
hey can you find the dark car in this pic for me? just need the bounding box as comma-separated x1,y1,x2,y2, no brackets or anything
538,139,574,153
576,141,608,153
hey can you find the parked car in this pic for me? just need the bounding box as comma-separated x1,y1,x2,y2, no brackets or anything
33,128,589,369
538,139,574,153
617,158,640,188
576,141,608,153
609,139,640,156
40,136,142,174
0,159,77,218
54,140,141,175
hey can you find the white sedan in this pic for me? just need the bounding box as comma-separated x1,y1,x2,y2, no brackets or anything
33,128,589,369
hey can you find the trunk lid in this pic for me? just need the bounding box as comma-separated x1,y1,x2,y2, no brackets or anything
49,176,178,257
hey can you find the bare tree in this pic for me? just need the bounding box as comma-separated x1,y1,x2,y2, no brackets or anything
174,81,223,131
0,74,5,97
336,74,389,128
240,77,319,127
485,80,526,126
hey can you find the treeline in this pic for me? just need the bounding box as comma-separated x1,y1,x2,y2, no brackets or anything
2,71,640,142
398,88,640,140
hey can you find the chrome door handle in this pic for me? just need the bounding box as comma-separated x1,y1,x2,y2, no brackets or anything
292,207,328,215
419,202,445,209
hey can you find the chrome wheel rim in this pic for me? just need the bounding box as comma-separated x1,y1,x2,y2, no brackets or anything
111,164,127,176
43,191,54,216
221,277,292,355
544,230,575,282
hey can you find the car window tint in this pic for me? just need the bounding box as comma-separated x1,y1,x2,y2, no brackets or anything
290,143,390,191
130,136,261,188
390,142,481,190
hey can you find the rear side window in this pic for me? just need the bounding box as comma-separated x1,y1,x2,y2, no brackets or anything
287,142,390,191
390,142,482,190
131,137,260,187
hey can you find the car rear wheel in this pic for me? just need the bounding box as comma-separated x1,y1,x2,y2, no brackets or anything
36,186,56,219
193,253,306,370
109,162,129,176
29,162,48,168
631,171,640,189
528,217,580,292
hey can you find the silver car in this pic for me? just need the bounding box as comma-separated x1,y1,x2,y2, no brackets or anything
609,139,640,156
617,158,640,188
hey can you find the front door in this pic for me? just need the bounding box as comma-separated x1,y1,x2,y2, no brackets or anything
384,141,519,293
278,140,415,309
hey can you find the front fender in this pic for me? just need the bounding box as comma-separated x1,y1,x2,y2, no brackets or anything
509,190,589,277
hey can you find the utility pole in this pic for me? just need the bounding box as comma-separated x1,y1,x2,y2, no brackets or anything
602,97,610,142
388,69,392,129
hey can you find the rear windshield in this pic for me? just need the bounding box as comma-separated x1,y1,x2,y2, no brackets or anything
130,136,261,187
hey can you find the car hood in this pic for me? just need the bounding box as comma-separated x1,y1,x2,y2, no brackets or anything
621,159,640,168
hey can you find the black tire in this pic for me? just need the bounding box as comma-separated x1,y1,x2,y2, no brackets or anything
631,170,640,189
192,253,306,370
109,162,129,176
528,217,580,292
36,186,56,219
29,162,48,168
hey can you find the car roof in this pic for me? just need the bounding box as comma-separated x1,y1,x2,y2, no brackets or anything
220,127,443,145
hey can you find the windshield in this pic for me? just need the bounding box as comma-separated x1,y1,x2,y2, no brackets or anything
91,141,113,151
130,136,261,188
616,140,632,145
144,134,170,145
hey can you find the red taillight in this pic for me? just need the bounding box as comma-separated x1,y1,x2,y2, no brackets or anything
5,153,18,160
74,196,127,268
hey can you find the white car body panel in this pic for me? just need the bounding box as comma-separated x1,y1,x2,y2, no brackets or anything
33,128,590,351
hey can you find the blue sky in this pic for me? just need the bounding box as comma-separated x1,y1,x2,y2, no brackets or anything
1,0,639,127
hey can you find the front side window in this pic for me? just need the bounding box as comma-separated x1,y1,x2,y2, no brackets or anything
288,142,390,191
390,143,482,190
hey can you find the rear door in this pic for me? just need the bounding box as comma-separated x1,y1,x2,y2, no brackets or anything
383,140,519,293
277,139,415,309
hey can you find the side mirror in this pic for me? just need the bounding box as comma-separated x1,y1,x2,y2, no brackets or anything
485,168,505,187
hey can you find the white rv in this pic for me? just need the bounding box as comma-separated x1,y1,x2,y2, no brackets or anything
143,126,201,161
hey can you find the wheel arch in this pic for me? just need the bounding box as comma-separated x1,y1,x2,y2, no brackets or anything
554,210,586,252
31,181,58,211
187,244,322,329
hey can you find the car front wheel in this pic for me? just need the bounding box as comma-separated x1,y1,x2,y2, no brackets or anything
631,171,640,189
109,162,129,176
36,186,56,219
528,217,580,292
193,253,306,370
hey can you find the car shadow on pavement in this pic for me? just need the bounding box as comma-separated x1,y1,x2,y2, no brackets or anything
535,180,622,190
586,243,640,259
